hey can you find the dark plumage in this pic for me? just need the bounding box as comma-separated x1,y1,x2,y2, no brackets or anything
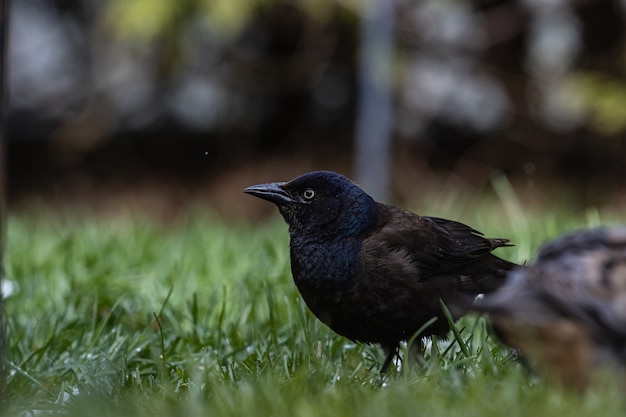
474,227,626,391
244,170,518,372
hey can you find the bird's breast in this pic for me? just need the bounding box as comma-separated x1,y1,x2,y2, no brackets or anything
289,238,361,291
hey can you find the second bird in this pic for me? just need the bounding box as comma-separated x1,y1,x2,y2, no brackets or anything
244,170,518,372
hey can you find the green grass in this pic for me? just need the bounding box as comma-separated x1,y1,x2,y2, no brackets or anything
3,188,626,416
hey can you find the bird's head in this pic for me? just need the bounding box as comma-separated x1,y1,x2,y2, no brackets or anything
244,171,377,238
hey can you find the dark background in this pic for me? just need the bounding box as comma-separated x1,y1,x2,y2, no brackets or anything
6,0,626,218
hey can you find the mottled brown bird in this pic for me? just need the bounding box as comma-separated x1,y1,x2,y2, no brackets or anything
475,227,626,391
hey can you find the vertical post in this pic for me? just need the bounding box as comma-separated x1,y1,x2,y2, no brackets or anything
0,0,9,403
354,0,394,202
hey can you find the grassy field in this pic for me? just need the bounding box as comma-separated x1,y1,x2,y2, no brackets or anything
4,183,626,416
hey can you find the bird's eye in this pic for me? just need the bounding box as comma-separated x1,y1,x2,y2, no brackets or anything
303,189,315,200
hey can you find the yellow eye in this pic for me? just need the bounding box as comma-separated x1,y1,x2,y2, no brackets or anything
303,189,315,200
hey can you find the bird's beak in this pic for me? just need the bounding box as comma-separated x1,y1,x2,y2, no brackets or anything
244,182,295,205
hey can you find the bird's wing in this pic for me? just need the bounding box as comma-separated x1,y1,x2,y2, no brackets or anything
531,253,626,344
517,228,626,344
369,204,509,275
478,233,626,347
426,215,512,250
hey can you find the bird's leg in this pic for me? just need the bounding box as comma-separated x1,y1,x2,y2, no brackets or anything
380,345,399,374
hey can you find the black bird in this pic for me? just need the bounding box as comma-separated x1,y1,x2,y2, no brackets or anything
474,227,626,391
244,170,518,372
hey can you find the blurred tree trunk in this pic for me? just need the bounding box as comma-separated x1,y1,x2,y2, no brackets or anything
355,0,394,202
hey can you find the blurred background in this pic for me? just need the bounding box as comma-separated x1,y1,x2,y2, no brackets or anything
5,0,626,218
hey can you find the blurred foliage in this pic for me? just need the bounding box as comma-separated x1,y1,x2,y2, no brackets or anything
570,71,626,135
105,0,184,41
104,0,356,40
